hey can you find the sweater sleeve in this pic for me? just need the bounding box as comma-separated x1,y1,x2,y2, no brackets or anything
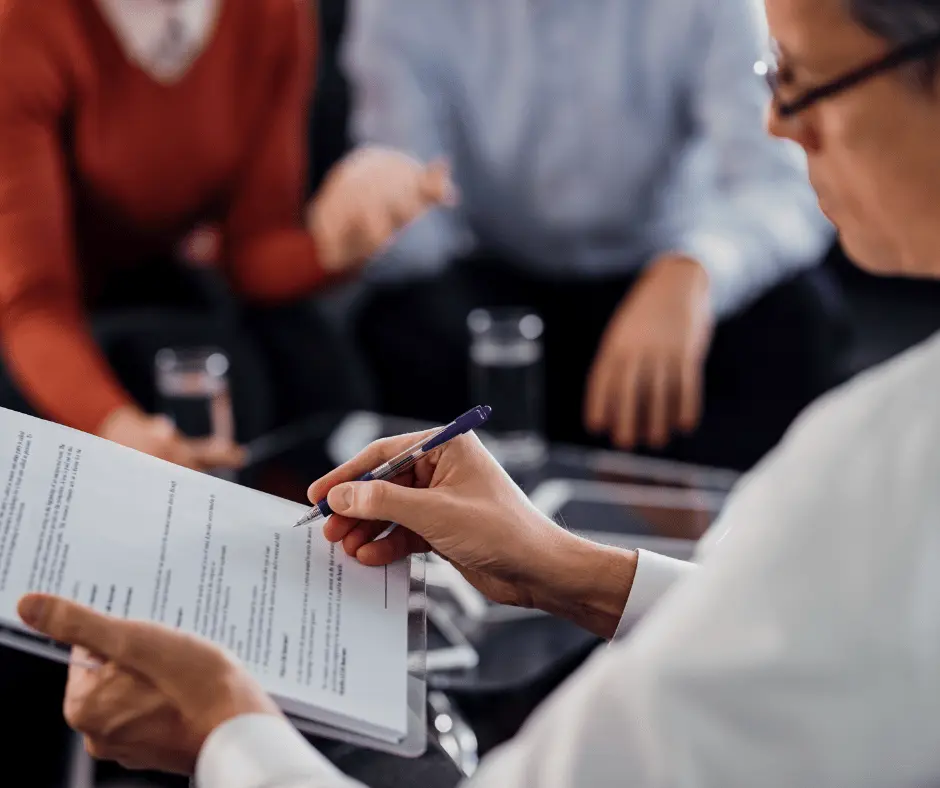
0,4,133,434
223,0,326,303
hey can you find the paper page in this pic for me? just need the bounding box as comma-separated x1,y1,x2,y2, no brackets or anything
0,409,410,739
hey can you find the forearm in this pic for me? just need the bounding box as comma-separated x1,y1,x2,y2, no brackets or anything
525,532,698,639
196,715,364,788
346,0,469,284
229,230,330,303
674,189,832,318
2,297,132,433
529,536,638,640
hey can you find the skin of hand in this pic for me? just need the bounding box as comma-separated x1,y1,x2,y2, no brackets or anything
584,254,714,450
98,406,245,473
17,594,280,775
308,145,457,274
308,432,638,639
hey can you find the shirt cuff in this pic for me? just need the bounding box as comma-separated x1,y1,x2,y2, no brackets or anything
195,714,359,788
673,233,747,318
613,550,696,640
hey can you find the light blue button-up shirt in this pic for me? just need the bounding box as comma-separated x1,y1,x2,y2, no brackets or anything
343,0,832,317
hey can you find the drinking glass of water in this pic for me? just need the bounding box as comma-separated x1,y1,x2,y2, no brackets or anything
154,348,235,470
468,309,547,470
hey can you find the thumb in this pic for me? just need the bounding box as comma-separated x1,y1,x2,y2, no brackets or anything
149,414,179,442
419,159,458,207
327,481,431,532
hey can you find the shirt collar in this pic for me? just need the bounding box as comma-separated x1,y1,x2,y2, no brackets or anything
95,0,221,83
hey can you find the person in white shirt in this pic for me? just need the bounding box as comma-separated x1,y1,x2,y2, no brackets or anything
15,0,940,785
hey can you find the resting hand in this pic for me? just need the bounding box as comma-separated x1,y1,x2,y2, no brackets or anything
308,433,637,637
584,255,714,450
17,594,279,775
309,146,456,274
98,406,245,473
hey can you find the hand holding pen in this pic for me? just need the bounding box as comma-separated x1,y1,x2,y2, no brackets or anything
303,406,612,625
294,406,492,528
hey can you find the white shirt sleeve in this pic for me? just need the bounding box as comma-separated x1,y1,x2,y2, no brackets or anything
343,0,475,277
668,0,831,317
196,715,362,788
197,338,940,788
194,550,693,788
465,370,940,787
613,550,696,639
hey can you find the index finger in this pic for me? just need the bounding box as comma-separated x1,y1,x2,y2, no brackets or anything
307,430,438,505
19,594,140,666
677,351,704,434
584,349,617,434
17,594,203,680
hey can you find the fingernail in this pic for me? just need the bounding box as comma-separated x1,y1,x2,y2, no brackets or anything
18,595,46,626
328,485,354,514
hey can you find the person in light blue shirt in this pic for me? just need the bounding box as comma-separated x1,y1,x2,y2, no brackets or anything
344,0,848,470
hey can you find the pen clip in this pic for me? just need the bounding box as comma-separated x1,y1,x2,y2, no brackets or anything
421,406,491,453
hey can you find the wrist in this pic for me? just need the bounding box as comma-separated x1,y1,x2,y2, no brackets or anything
196,668,283,746
528,533,638,639
650,253,710,289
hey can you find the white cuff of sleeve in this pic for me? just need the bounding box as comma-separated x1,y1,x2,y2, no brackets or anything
196,714,357,788
673,234,746,318
613,550,696,640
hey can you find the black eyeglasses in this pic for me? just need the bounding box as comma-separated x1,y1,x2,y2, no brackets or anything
756,31,940,118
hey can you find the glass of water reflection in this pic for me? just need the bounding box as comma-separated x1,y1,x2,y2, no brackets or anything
468,309,547,470
154,348,235,473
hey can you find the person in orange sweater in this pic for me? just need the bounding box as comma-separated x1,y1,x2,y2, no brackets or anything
0,0,452,472
0,1,456,784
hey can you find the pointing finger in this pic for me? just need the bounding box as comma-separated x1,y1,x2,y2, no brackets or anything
612,355,644,449
18,594,225,689
645,357,674,449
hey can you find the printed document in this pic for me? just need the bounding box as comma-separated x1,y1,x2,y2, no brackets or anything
0,409,410,742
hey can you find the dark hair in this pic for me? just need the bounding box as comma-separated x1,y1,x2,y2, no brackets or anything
848,0,940,86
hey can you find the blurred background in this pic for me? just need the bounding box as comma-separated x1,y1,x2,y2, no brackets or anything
2,0,940,785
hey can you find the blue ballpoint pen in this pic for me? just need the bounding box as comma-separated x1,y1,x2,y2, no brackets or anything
292,405,492,528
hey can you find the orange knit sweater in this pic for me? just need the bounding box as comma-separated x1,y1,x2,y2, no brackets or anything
0,0,324,434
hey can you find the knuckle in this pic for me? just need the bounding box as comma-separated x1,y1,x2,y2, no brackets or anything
154,432,175,451
113,624,148,665
364,482,388,510
456,431,481,451
372,436,399,454
36,599,61,636
112,631,134,664
50,605,83,645
63,698,86,730
182,630,230,666
84,737,110,761
117,753,150,772
372,433,421,459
